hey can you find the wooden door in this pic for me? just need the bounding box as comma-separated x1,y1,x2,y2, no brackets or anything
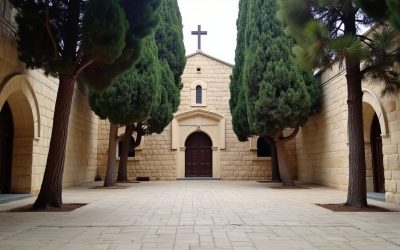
371,114,385,193
185,132,212,177
0,102,14,194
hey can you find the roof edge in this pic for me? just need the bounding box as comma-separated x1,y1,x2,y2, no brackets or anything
186,51,234,68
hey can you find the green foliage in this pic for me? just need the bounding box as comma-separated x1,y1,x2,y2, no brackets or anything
278,0,400,95
155,0,186,89
89,35,161,125
90,0,184,135
355,0,400,30
230,0,320,141
230,0,251,142
82,0,128,63
10,0,161,87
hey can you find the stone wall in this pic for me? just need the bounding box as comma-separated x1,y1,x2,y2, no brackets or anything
296,63,400,205
0,3,98,195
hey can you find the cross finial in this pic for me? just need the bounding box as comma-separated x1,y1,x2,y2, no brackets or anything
191,25,207,51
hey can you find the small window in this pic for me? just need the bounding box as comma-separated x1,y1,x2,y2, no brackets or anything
257,137,271,157
118,137,136,157
196,85,202,104
197,67,201,72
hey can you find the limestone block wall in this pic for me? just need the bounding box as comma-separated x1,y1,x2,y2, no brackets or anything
296,62,400,204
296,65,349,190
0,5,98,195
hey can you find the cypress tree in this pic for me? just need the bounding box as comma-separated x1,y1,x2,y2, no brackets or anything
278,0,400,207
90,0,185,184
245,0,319,186
90,35,161,186
230,0,320,186
10,0,160,209
155,0,186,89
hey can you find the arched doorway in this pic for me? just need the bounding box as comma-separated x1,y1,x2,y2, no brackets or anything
185,132,212,177
0,101,14,193
371,114,385,193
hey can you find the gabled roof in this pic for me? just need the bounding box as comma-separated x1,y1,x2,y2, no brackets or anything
186,51,234,68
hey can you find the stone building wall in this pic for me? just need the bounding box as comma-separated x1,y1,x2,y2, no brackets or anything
97,52,297,180
296,63,400,204
0,1,98,195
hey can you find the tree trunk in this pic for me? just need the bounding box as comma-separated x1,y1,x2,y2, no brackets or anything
104,123,118,187
345,58,367,208
275,139,294,186
32,75,75,209
343,3,367,208
265,137,281,182
117,125,135,182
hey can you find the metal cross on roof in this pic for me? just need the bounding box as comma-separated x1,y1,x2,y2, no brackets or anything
191,25,207,51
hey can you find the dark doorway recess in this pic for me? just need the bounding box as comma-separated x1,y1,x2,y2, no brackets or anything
0,101,14,194
185,132,212,177
370,114,385,193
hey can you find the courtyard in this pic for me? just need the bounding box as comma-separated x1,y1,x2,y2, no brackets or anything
0,181,400,250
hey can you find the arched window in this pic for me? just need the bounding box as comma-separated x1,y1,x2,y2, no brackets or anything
257,137,271,157
196,85,202,104
117,136,135,158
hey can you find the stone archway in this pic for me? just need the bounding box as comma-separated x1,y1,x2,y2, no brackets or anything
0,74,40,193
362,88,388,193
172,109,225,179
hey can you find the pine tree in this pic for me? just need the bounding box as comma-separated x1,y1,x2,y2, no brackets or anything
278,0,400,207
10,0,160,209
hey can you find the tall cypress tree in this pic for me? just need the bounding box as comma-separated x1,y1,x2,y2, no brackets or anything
89,35,161,186
10,0,160,209
230,0,320,186
278,0,400,207
155,0,186,89
90,0,185,183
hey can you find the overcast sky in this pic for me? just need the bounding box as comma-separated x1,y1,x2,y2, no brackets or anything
177,0,239,64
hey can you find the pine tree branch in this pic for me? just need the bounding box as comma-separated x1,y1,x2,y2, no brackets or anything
73,59,94,78
44,0,59,59
279,127,300,143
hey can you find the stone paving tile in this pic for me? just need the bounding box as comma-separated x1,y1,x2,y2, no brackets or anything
0,181,400,249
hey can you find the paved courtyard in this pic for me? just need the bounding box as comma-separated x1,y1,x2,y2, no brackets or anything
0,181,400,250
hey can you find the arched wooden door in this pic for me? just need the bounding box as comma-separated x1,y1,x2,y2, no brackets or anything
0,102,14,194
371,114,385,193
185,132,212,177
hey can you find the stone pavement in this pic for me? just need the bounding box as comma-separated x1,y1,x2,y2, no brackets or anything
0,181,400,250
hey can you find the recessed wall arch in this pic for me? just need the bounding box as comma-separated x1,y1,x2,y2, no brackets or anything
362,88,388,138
0,74,41,139
190,80,207,107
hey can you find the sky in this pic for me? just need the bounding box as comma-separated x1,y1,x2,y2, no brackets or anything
177,0,240,65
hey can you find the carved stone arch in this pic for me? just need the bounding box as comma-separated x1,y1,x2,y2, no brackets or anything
362,88,388,138
0,74,41,139
172,109,225,178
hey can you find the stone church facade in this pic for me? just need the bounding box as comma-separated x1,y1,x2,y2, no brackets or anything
1,0,400,205
96,52,298,180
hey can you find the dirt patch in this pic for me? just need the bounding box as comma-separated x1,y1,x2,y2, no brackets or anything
317,203,393,212
269,185,309,189
257,180,281,183
8,203,86,212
